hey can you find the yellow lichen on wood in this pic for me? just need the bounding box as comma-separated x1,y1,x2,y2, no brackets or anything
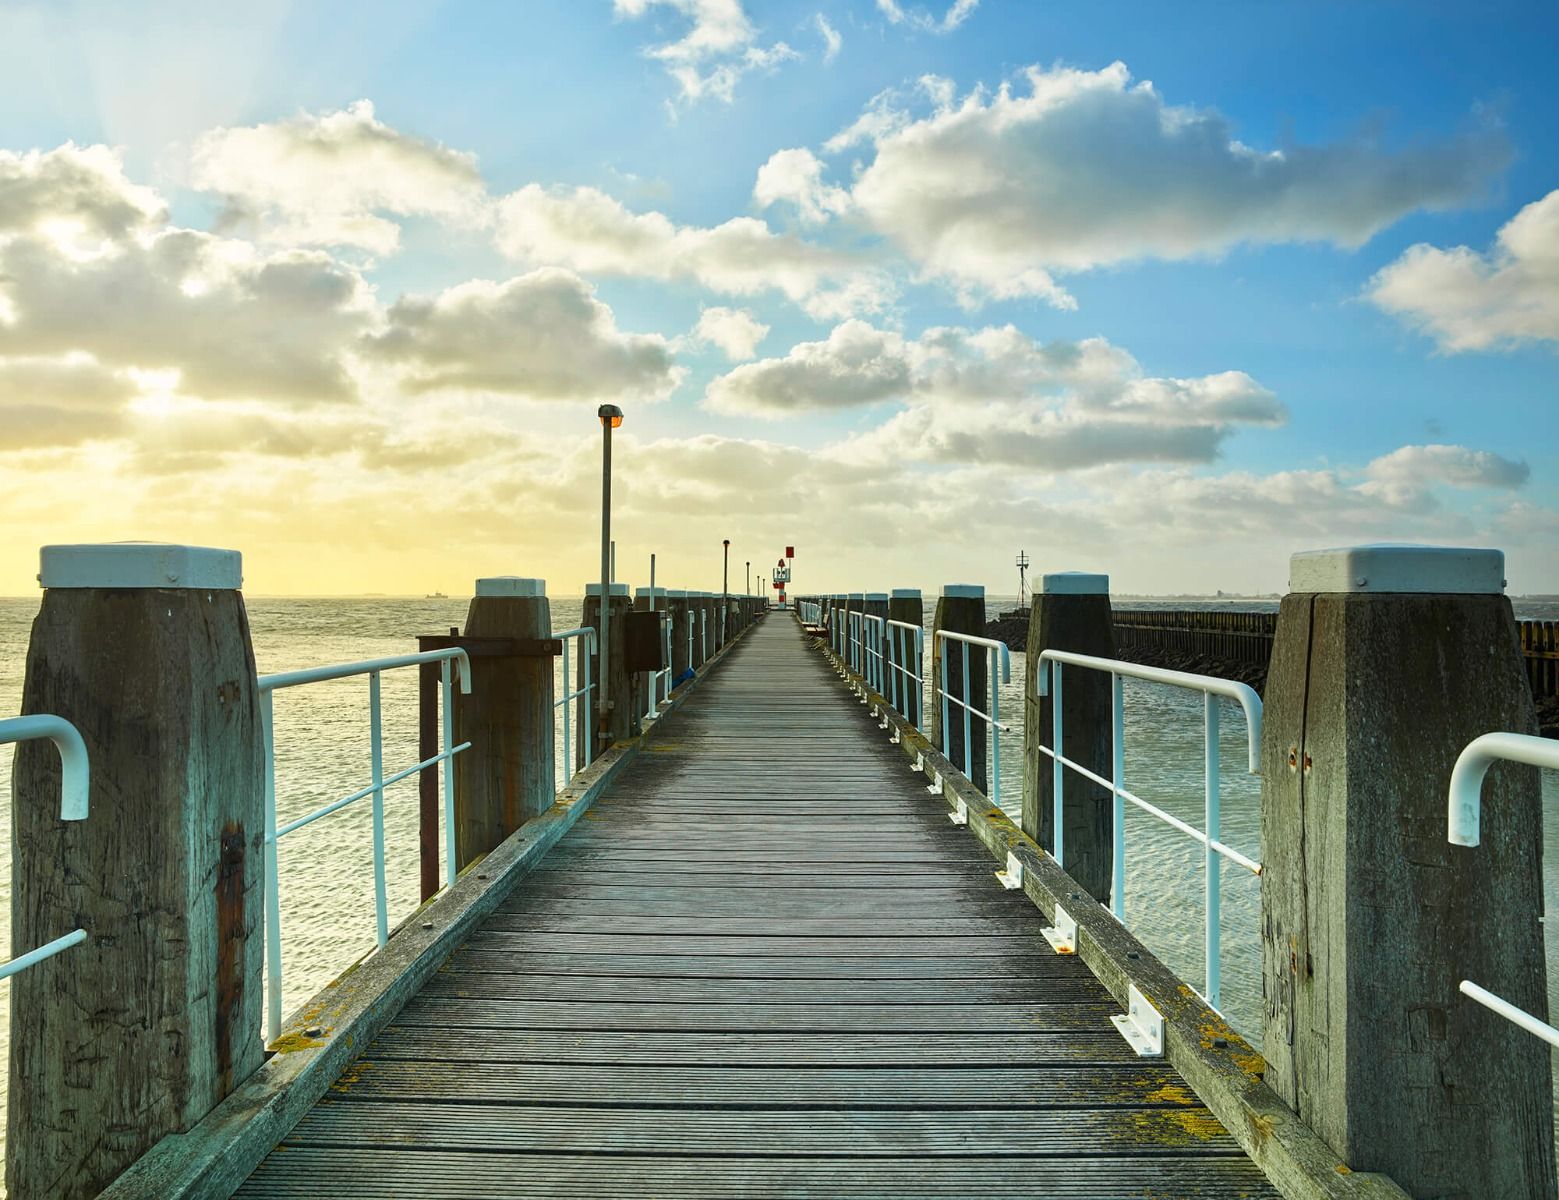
1146,1082,1197,1106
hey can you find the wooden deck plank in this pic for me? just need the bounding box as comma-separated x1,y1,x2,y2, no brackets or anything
236,615,1278,1199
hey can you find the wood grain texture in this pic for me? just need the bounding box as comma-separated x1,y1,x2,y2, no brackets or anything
237,616,1277,1199
8,588,265,1200
1261,592,1555,1198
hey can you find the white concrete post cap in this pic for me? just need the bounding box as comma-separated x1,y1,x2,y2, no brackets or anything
666,589,687,598
848,592,865,601
40,542,242,590
585,582,631,597
1041,572,1109,595
942,584,984,598
635,586,668,599
891,588,922,599
1288,544,1506,594
475,577,545,598
866,592,889,601
833,593,848,599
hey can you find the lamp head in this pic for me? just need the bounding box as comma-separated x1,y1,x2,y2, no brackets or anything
598,404,624,429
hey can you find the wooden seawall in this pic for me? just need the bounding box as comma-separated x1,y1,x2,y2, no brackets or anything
235,616,1277,1198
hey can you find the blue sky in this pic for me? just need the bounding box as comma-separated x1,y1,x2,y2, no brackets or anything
0,0,1554,594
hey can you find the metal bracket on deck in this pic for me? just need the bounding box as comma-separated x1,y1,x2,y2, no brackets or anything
949,797,968,826
995,851,1023,890
1111,985,1165,1057
924,767,942,795
1041,905,1076,954
911,752,925,773
889,728,901,744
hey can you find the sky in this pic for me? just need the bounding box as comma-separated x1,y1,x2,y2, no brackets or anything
0,0,1555,597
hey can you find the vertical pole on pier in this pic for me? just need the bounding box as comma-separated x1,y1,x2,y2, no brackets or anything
454,577,555,870
888,589,924,726
863,593,889,694
930,584,988,793
1260,545,1554,1197
668,591,692,681
1023,572,1114,902
8,543,264,1200
633,585,669,717
580,582,635,763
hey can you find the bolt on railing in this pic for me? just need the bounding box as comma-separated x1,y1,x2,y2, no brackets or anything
258,647,472,1042
1446,730,1559,1047
0,715,90,982
1035,648,1262,1012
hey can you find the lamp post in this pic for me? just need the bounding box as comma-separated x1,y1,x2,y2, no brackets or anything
746,560,751,597
598,404,623,745
721,539,730,642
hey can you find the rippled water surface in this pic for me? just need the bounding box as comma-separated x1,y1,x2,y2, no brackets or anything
0,594,1555,1178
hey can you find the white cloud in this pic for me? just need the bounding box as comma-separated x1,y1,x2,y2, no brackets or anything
189,100,486,255
0,143,165,251
1367,189,1559,351
706,318,1284,472
1366,443,1529,489
492,183,888,314
875,0,979,33
820,61,1504,306
0,355,136,448
752,148,851,223
690,306,769,360
614,0,798,106
823,89,907,154
816,14,842,62
363,267,682,401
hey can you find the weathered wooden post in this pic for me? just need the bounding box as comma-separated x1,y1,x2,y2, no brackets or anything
453,577,555,869
667,590,692,681
632,586,668,719
863,592,889,689
844,593,864,672
578,581,635,763
829,593,846,655
1261,545,1554,1197
930,584,989,791
690,593,710,668
9,543,264,1200
887,588,923,725
1024,572,1114,902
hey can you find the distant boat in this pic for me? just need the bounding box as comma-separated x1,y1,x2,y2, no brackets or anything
425,591,448,599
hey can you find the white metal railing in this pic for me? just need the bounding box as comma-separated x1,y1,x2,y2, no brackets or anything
885,617,924,724
700,607,709,663
1446,731,1559,1047
861,613,886,694
555,626,597,783
1035,648,1262,1011
259,647,472,1041
799,600,821,624
0,715,90,981
644,613,673,719
934,630,1013,803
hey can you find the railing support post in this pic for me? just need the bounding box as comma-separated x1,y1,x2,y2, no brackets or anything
580,582,634,762
931,584,988,793
8,542,264,1200
863,593,889,693
1260,544,1553,1196
888,589,924,725
453,577,555,870
1023,571,1114,901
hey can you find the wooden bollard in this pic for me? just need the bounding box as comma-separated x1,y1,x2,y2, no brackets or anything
453,577,554,869
887,588,923,724
1261,545,1554,1196
863,592,889,686
930,584,988,792
1023,572,1114,902
690,593,711,668
632,586,668,720
829,593,847,655
667,590,692,681
578,582,635,763
844,593,864,671
9,543,264,1200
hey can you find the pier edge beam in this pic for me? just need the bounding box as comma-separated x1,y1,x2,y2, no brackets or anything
930,584,989,793
579,582,635,764
1023,571,1114,902
887,588,924,727
8,542,265,1200
454,577,555,869
1260,543,1555,1198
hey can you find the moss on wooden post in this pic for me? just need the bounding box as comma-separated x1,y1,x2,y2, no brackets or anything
8,543,264,1200
454,577,554,869
1260,545,1554,1197
1023,572,1114,902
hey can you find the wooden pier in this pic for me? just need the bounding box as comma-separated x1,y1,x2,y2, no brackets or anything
235,616,1276,1198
